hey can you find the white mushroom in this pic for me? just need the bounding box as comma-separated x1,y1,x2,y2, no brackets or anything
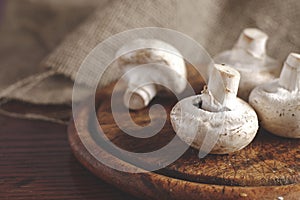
249,53,300,138
214,28,281,101
115,39,187,110
170,64,259,154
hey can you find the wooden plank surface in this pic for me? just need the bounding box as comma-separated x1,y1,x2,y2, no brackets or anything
0,111,137,200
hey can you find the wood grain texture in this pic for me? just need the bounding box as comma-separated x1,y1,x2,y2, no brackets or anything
68,65,300,200
0,113,137,200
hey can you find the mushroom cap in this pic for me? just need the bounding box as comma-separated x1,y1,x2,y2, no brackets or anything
170,94,258,154
249,80,300,138
116,39,187,94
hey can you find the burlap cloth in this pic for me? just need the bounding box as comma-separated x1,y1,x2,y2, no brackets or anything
0,0,299,124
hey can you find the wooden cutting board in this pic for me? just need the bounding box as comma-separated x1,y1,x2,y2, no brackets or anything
68,65,300,200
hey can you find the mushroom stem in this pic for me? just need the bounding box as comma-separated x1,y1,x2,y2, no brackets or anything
234,28,268,59
202,64,240,111
124,83,157,110
279,53,300,92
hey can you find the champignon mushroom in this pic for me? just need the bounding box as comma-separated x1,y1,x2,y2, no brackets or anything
214,28,281,101
170,64,259,154
249,53,300,138
115,39,187,110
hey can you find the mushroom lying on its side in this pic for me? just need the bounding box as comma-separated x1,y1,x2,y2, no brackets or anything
214,28,281,101
249,53,300,138
170,64,259,154
115,39,187,110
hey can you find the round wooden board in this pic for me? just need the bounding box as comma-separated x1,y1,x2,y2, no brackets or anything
68,66,300,200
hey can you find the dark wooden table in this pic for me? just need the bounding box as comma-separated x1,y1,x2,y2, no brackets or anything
0,112,138,200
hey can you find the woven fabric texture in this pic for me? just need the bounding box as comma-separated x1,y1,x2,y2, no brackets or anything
0,0,299,122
